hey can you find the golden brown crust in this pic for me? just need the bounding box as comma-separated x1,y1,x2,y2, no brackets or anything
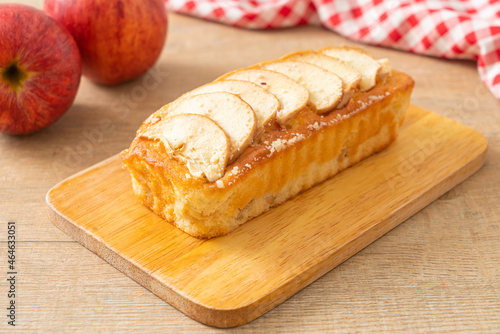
120,70,414,238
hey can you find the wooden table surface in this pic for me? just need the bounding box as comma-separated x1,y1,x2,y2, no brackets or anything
2,1,500,333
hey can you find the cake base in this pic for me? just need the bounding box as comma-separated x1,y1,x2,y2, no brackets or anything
121,71,414,238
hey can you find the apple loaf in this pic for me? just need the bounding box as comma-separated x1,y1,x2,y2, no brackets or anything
120,46,415,239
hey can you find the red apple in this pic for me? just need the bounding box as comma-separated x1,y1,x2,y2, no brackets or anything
44,0,168,85
0,4,82,135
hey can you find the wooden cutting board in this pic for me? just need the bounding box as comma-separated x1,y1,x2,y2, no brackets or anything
46,105,487,328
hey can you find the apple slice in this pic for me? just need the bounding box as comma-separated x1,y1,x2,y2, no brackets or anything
182,80,279,133
220,69,309,125
260,61,343,114
319,46,382,91
377,58,392,81
140,114,230,182
150,92,256,162
282,50,361,108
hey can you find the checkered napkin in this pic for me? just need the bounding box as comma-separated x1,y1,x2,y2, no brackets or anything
165,0,500,100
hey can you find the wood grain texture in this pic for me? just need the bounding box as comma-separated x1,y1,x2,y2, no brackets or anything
1,2,500,332
45,106,486,327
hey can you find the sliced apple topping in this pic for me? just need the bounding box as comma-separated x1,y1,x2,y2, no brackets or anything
182,80,279,133
377,58,392,81
260,61,343,114
282,50,361,108
220,69,309,125
141,114,230,182
152,92,256,162
319,46,382,91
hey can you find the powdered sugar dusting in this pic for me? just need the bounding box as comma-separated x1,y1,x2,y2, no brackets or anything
333,113,350,122
351,94,387,115
307,121,328,132
265,134,305,158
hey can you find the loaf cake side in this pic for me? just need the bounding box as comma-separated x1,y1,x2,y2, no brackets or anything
120,69,414,239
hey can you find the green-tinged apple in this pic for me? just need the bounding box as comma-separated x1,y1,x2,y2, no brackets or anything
0,4,81,135
44,0,168,85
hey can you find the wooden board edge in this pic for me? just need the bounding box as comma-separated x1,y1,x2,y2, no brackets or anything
47,185,273,327
44,111,489,328
45,201,240,327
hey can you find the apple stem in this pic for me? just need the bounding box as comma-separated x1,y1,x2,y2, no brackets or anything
1,60,30,91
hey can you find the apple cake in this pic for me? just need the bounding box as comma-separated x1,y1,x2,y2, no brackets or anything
120,46,415,238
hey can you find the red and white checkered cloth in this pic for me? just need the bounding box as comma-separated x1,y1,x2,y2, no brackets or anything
165,0,500,100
